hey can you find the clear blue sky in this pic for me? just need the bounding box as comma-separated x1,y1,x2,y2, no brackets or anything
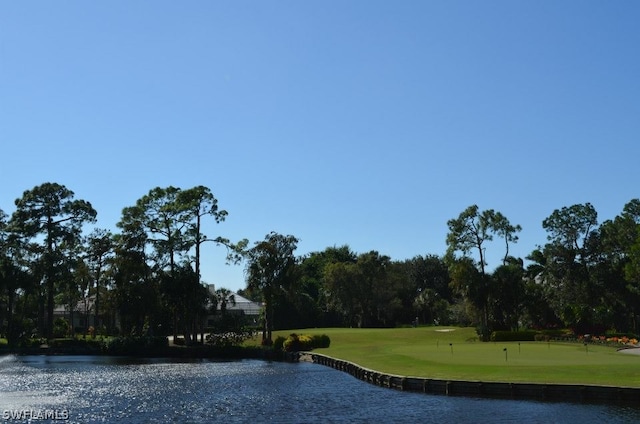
2,2,639,292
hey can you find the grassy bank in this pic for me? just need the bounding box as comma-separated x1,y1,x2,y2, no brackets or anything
265,327,640,387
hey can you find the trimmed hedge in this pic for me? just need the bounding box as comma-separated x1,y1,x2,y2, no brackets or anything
490,331,539,342
539,329,571,338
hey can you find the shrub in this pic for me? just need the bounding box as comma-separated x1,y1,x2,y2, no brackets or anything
490,330,538,342
605,331,640,340
53,318,70,338
205,331,253,348
49,338,102,350
6,317,37,347
282,333,300,352
282,333,331,352
102,336,168,355
20,338,44,348
273,336,286,351
312,334,331,348
539,329,571,338
534,333,549,342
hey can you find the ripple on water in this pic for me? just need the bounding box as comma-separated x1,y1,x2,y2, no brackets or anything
1,356,639,423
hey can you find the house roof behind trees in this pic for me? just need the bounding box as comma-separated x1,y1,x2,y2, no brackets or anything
224,292,262,316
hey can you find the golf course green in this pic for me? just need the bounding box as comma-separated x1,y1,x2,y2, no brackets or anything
270,327,640,387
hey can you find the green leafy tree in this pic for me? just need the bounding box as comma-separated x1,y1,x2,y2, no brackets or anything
402,255,452,326
323,261,360,326
490,258,525,331
0,258,31,345
446,205,494,275
84,228,114,332
10,183,96,339
112,211,156,335
323,251,392,327
176,186,243,279
542,203,598,252
120,186,192,340
133,186,188,272
597,199,640,332
0,207,7,247
493,212,522,265
111,233,157,336
57,238,87,335
298,245,357,327
446,205,521,339
0,209,30,344
522,249,562,329
448,256,487,333
413,288,450,326
407,255,452,301
356,251,393,327
119,185,244,342
540,203,598,332
614,200,640,292
159,263,208,342
245,232,299,344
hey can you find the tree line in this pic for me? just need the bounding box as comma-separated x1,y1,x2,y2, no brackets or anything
0,183,246,345
1,182,639,346
242,201,640,342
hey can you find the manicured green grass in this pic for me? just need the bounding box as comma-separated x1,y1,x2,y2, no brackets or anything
269,327,640,387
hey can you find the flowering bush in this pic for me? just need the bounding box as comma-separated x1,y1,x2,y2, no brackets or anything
282,333,331,352
206,331,254,348
577,334,639,347
603,336,639,346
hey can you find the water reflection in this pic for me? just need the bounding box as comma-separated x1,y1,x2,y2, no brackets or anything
0,355,638,423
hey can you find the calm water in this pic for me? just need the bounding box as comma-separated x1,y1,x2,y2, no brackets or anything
0,355,638,423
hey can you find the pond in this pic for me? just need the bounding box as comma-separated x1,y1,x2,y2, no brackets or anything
0,355,638,423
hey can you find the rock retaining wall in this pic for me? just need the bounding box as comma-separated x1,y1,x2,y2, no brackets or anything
297,352,640,405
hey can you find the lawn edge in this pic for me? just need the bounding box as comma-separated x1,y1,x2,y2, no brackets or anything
298,351,640,406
